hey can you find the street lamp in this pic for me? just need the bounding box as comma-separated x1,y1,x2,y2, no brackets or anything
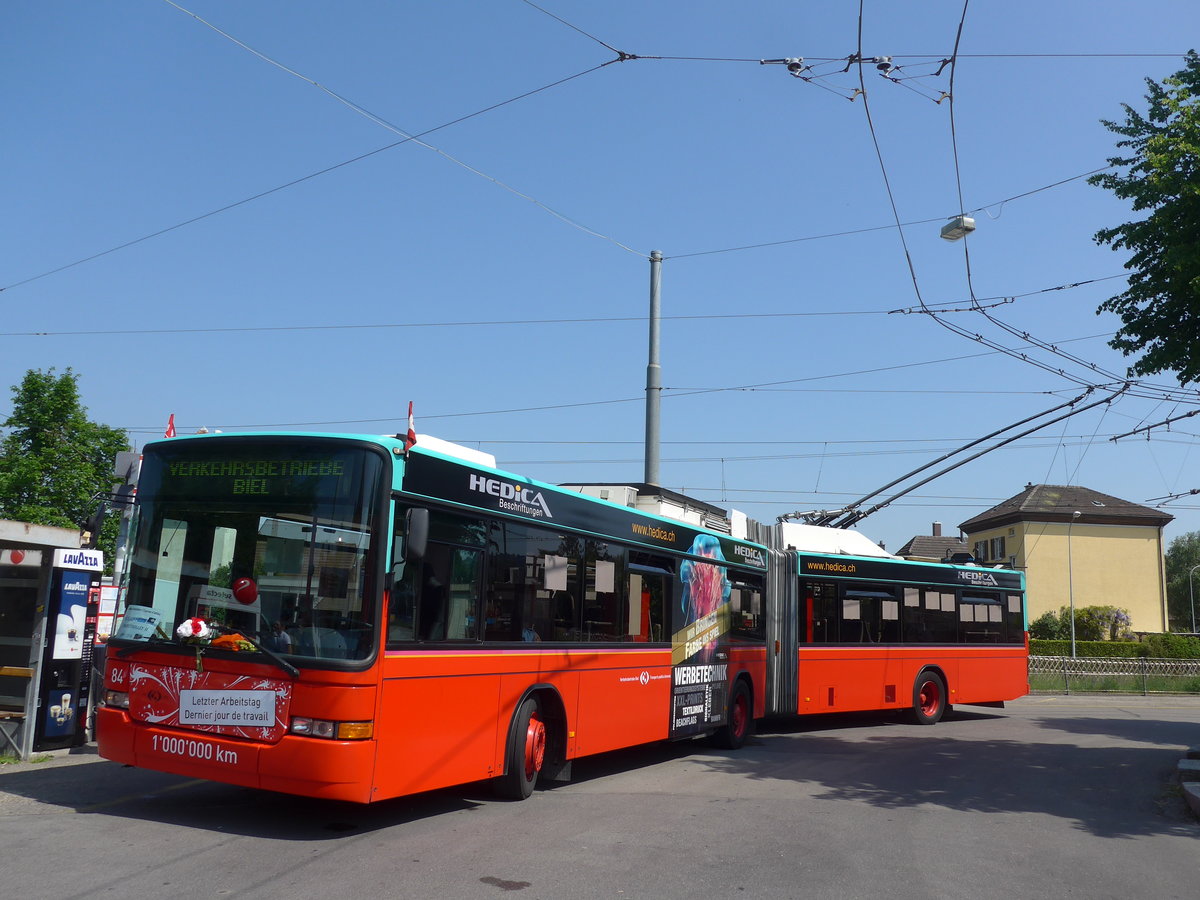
1068,511,1081,657
1189,564,1200,635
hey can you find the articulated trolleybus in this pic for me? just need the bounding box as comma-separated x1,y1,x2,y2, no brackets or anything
98,432,1028,802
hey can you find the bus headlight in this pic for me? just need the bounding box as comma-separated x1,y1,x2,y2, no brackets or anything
289,717,373,740
104,690,130,709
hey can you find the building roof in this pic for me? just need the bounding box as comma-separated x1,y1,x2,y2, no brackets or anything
896,535,969,560
959,483,1173,532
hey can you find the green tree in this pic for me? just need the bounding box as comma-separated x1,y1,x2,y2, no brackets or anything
1089,50,1200,384
1028,605,1133,641
0,369,130,568
1164,530,1200,632
1029,610,1068,640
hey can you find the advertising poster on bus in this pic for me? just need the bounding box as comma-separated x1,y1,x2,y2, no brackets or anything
669,535,732,739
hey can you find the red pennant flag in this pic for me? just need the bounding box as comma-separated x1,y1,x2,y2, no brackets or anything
165,414,177,438
404,402,417,453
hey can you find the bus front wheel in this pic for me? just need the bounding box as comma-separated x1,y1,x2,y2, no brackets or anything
496,696,546,800
909,670,947,725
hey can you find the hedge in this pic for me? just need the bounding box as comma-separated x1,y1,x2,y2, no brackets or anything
1030,634,1200,659
1030,639,1147,658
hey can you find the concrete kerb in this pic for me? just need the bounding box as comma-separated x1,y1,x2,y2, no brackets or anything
1182,748,1200,818
0,742,99,773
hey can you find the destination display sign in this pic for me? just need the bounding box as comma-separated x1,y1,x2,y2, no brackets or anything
140,438,384,504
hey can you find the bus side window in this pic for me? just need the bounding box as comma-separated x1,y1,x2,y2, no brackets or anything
803,581,838,644
486,522,579,643
960,592,1003,643
917,589,958,643
415,543,483,642
1005,593,1025,642
729,576,765,641
628,552,670,643
388,566,417,643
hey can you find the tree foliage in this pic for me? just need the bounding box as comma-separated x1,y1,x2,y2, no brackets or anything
0,369,129,562
1164,530,1200,632
1028,605,1133,641
1089,50,1200,384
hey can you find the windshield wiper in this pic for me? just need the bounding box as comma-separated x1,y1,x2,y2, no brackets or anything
114,636,175,658
234,631,300,679
115,630,299,679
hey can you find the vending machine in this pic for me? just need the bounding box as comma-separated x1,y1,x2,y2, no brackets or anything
32,549,103,751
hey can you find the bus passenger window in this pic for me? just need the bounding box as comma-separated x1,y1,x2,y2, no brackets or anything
880,597,901,642
487,522,578,642
1005,593,1025,642
729,576,765,641
388,568,416,642
584,542,625,642
415,544,482,642
803,581,838,644
960,593,1003,643
909,589,957,643
629,552,670,643
844,589,893,643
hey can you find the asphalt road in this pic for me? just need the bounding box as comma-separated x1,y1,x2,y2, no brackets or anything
1,695,1197,900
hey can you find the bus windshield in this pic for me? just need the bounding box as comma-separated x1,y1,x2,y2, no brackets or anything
116,438,385,664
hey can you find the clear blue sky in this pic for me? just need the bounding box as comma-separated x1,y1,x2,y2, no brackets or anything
4,1,1199,552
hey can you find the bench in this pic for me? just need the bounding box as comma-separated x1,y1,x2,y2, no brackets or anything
0,666,32,756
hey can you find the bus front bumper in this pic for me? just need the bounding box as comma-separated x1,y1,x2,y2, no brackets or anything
96,706,376,803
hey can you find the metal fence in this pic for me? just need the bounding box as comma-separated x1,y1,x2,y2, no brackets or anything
1029,654,1200,695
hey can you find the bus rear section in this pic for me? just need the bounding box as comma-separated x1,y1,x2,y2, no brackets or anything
764,548,1028,725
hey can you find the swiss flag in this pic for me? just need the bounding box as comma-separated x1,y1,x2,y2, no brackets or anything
165,414,177,438
404,402,417,454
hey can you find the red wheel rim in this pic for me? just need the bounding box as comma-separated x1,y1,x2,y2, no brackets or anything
731,692,748,739
919,680,941,717
524,714,546,779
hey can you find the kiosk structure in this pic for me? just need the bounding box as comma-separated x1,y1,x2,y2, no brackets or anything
0,518,102,760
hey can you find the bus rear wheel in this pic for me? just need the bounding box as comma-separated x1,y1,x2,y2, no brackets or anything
709,679,752,750
496,697,546,800
909,670,946,725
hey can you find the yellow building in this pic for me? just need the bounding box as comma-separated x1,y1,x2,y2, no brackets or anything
959,484,1172,634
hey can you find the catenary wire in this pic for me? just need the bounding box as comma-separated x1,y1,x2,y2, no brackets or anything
161,1,644,256
0,35,628,294
0,274,1128,338
936,4,1200,407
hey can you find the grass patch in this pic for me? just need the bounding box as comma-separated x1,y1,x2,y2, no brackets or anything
0,753,53,765
1030,672,1200,694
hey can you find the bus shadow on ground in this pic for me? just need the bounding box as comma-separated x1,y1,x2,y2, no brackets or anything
690,714,1200,839
0,752,487,840
5,708,1195,840
1033,711,1200,749
0,740,701,839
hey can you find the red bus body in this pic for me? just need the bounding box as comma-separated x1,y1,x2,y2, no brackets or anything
98,433,1025,803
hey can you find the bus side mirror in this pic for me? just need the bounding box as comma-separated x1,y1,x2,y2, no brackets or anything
404,508,428,564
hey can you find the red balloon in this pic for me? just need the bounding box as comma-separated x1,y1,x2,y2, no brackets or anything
232,577,258,605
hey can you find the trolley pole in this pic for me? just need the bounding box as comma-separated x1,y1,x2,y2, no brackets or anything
644,250,662,487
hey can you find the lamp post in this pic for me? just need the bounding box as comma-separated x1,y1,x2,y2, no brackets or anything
1189,564,1200,635
1067,511,1081,658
